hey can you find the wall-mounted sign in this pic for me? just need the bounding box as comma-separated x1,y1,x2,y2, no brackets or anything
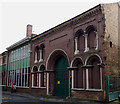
57,81,60,84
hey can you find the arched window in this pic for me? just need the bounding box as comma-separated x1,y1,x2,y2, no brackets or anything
41,65,46,87
72,58,84,89
74,29,84,54
86,55,102,89
39,44,45,62
32,66,38,87
88,29,96,50
85,25,98,51
34,46,39,63
39,65,46,87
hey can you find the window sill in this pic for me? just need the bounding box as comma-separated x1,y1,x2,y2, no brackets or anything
84,49,98,53
32,86,39,88
86,89,103,92
7,86,29,88
32,87,46,89
17,86,29,88
0,85,6,87
39,87,46,88
72,88,85,91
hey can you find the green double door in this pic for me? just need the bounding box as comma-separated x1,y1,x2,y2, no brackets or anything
55,56,69,98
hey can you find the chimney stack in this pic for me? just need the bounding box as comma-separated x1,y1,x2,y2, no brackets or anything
26,24,32,37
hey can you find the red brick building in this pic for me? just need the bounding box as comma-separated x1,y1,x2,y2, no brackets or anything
30,3,120,101
3,2,120,101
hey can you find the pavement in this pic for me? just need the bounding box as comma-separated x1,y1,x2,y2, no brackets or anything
1,91,118,104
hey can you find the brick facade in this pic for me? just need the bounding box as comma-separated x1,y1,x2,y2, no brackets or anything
102,3,120,77
2,2,120,102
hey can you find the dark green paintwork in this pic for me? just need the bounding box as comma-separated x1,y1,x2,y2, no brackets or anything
0,64,6,71
8,57,30,70
106,76,109,102
55,56,69,98
106,76,120,102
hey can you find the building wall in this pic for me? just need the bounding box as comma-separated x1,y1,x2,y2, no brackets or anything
0,52,7,91
7,43,30,89
118,3,120,76
0,56,2,71
31,5,105,100
3,3,119,101
0,55,2,87
102,3,120,76
6,25,33,92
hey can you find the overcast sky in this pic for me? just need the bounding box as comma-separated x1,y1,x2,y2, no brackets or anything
0,0,119,53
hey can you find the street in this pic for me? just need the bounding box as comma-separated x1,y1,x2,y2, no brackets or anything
1,91,105,104
2,92,48,104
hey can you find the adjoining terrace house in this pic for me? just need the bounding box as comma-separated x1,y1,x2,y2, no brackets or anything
6,25,36,92
0,51,8,91
31,2,120,101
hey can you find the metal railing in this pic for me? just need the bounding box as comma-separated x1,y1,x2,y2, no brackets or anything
106,76,120,102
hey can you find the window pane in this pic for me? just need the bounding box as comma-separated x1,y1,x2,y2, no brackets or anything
44,72,46,87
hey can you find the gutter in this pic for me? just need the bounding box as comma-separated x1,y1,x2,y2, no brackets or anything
6,37,31,50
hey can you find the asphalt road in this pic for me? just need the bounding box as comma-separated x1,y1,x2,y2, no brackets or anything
2,92,48,104
1,92,104,104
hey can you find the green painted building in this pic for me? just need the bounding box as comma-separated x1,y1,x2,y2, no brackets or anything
7,37,31,88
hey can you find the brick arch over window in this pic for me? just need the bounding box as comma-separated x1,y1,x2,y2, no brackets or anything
86,25,96,34
32,66,38,71
75,29,85,52
75,29,84,37
86,55,102,89
85,25,98,51
39,64,45,71
72,57,84,89
40,44,45,49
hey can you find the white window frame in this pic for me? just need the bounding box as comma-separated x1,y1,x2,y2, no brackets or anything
72,69,85,90
86,67,103,91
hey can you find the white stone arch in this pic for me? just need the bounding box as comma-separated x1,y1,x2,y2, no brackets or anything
85,54,102,65
45,49,70,95
84,25,98,51
38,63,46,88
31,65,38,87
38,63,46,71
85,54,103,90
70,56,84,67
70,56,84,89
46,49,70,70
31,65,38,72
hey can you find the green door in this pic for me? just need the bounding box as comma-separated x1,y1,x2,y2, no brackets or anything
55,56,69,98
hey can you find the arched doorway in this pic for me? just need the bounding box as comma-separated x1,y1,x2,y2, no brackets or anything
54,56,69,97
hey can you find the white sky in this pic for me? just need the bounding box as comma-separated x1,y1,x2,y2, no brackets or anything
0,0,119,53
